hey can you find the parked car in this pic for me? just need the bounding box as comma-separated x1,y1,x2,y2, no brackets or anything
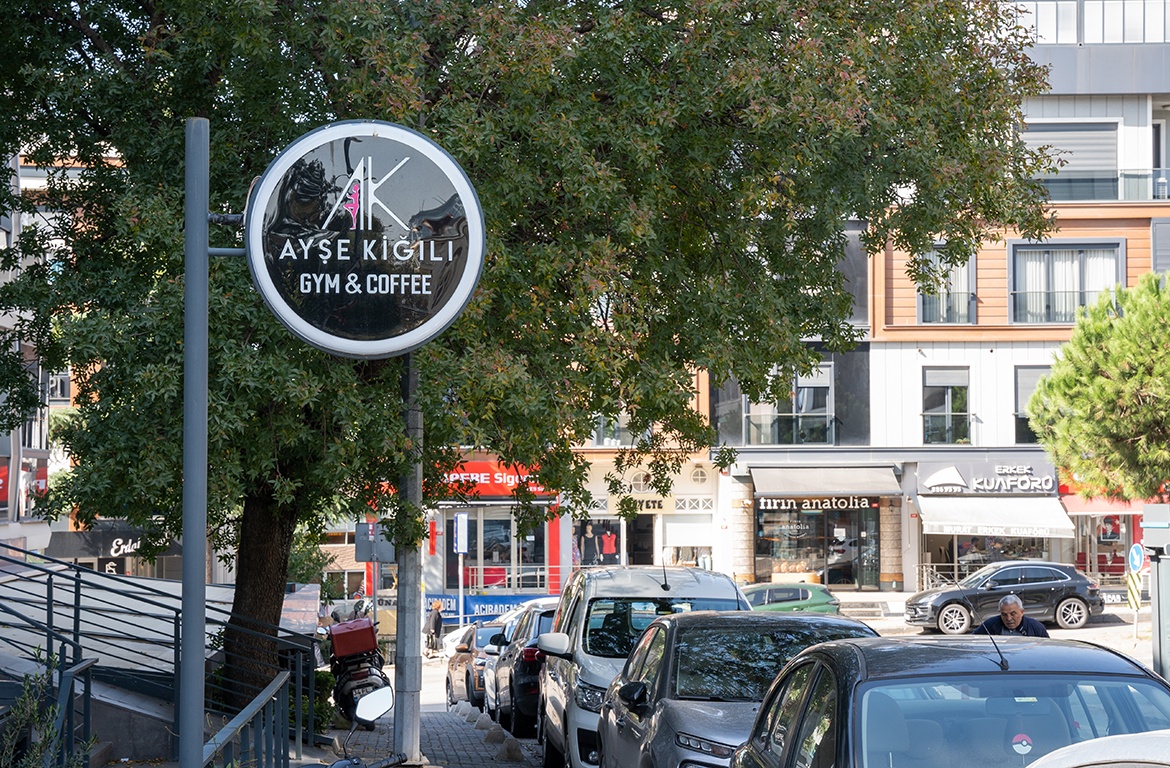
446,622,502,710
486,596,560,734
538,565,749,768
904,560,1104,634
729,636,1170,768
481,603,532,716
1026,728,1170,768
597,611,877,768
742,582,841,614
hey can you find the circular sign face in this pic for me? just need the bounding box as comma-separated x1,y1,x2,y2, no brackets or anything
245,121,485,358
1129,543,1145,573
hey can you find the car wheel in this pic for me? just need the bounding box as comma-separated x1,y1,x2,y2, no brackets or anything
1056,597,1089,629
468,673,483,710
445,676,456,708
937,603,972,634
487,693,498,722
540,709,561,768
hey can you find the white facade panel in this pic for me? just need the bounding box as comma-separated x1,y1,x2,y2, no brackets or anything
870,342,1064,448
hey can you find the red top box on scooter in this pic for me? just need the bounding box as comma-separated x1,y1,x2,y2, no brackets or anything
330,616,379,657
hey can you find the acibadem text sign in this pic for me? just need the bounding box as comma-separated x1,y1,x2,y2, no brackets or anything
245,120,485,358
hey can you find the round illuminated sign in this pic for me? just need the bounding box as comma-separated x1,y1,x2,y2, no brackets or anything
245,121,485,358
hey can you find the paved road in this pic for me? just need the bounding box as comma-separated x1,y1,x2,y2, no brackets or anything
276,597,1162,768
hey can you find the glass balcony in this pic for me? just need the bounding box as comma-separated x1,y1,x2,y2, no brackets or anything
923,414,971,445
921,292,972,323
1021,0,1170,45
1036,169,1170,202
1011,290,1105,323
746,414,834,445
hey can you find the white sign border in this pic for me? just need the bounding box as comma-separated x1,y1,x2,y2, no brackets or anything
245,120,485,359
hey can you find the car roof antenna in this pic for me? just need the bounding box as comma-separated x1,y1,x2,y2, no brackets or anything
955,577,1009,671
660,562,671,591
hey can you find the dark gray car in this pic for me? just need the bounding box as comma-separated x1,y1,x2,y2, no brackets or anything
596,610,877,768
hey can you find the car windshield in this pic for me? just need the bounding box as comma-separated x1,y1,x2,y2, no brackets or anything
673,624,874,701
958,563,1003,588
583,597,742,658
859,674,1170,767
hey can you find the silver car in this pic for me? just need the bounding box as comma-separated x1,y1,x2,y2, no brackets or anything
596,610,877,768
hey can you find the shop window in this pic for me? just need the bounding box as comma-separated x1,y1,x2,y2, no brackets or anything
446,511,549,590
1011,241,1122,323
918,249,975,324
923,368,970,445
1015,366,1048,444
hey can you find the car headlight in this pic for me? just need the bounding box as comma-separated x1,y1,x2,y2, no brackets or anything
574,681,606,713
676,732,735,758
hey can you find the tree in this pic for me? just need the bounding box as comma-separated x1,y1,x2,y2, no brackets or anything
1030,273,1170,503
0,0,1054,689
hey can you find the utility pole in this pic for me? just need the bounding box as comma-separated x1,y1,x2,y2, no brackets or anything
394,355,424,761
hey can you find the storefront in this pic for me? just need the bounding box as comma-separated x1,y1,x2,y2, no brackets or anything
1059,482,1145,589
43,522,182,578
423,459,563,618
914,460,1075,587
750,466,902,590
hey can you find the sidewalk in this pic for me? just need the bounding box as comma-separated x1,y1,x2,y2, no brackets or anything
289,654,540,768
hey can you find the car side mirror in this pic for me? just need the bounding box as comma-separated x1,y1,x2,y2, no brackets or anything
984,581,1000,590
537,632,572,660
490,632,508,646
618,681,650,712
455,643,470,653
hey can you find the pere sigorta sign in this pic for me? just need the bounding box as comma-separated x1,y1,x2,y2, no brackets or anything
245,121,485,358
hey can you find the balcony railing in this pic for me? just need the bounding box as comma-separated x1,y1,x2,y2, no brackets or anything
923,414,971,445
1035,169,1170,202
1021,0,1170,45
1011,289,1106,323
920,292,973,324
746,414,835,445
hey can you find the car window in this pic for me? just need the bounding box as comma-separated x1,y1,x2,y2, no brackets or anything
990,567,1024,586
771,588,803,603
791,669,837,768
765,664,814,755
554,576,581,634
623,626,658,681
631,627,667,690
860,674,1170,765
511,611,532,642
747,590,767,607
1025,566,1067,584
583,596,742,658
536,610,555,635
673,624,873,701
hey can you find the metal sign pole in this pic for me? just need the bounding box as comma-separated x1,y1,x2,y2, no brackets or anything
180,118,210,768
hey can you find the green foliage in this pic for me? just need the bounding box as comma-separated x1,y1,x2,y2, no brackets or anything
0,657,95,768
0,0,1054,619
1030,273,1170,502
287,526,337,586
293,669,336,733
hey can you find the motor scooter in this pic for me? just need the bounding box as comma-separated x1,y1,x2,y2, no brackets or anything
311,687,405,768
320,612,392,729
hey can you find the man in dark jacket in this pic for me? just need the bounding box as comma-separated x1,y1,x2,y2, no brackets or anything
973,594,1050,637
425,600,444,657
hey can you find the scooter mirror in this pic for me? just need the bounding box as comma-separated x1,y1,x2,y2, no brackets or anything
354,686,395,723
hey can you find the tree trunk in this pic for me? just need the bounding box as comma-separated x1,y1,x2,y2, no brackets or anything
220,490,297,710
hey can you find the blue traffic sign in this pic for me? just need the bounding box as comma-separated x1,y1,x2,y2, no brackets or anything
1128,543,1145,573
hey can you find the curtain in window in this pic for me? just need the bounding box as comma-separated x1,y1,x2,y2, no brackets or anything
1082,247,1118,305
1015,248,1049,322
1051,248,1080,321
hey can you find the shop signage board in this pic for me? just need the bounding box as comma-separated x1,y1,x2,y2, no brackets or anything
917,461,1057,495
245,120,485,359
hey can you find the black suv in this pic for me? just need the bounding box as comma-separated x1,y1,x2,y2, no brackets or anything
905,561,1104,634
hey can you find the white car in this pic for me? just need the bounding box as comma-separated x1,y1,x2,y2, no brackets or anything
1026,728,1170,767
537,566,749,768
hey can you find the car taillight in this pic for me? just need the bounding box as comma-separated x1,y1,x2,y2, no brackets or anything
521,647,543,663
1088,579,1100,590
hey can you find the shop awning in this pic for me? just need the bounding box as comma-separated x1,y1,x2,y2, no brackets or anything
917,496,1075,538
750,466,902,497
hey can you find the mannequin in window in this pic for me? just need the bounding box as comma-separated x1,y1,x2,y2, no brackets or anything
600,525,618,564
580,523,601,565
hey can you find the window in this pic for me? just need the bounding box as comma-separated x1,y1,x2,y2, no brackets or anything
48,370,71,406
1021,123,1118,201
1015,366,1048,444
743,365,835,446
592,410,644,447
792,670,837,768
1011,242,1121,323
923,368,970,444
918,251,974,324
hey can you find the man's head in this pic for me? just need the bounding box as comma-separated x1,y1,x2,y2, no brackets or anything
998,594,1025,629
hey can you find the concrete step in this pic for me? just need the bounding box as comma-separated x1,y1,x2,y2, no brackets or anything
88,741,113,768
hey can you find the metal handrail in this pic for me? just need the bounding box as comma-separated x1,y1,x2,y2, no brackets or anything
45,658,96,768
202,671,290,768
